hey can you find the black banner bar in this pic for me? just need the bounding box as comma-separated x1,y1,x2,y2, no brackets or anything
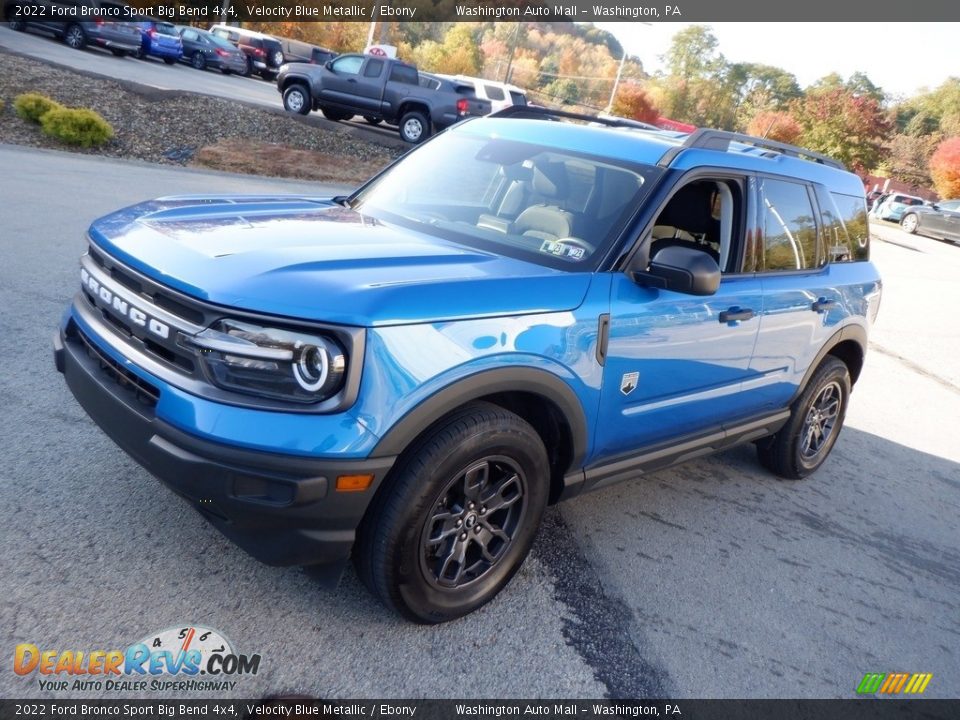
7,0,960,23
0,700,958,720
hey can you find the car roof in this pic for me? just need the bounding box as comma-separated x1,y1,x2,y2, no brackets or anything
452,117,864,195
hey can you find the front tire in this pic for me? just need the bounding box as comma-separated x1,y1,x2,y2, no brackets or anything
900,213,919,234
110,49,126,57
163,57,176,65
398,110,429,144
9,19,27,32
354,402,549,623
283,84,311,115
757,356,850,479
63,24,87,50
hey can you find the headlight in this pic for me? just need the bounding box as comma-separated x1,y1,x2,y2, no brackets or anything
184,319,346,404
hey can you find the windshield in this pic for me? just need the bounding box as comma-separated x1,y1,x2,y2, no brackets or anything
209,34,237,51
351,131,658,271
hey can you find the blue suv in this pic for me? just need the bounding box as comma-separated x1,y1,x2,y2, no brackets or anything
54,108,882,622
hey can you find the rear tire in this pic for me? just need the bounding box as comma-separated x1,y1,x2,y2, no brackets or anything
163,57,176,65
283,84,311,115
9,19,27,32
110,49,126,57
354,402,549,623
900,213,919,234
63,24,87,50
756,356,850,479
190,51,206,71
398,110,429,144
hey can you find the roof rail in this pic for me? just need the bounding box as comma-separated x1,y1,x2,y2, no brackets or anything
489,105,661,131
657,128,845,170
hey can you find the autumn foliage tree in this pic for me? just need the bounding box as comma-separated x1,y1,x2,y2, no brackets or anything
789,86,890,173
929,137,960,199
611,84,659,123
746,111,802,144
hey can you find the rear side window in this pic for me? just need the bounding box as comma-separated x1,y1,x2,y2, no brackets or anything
509,91,527,106
758,178,822,271
484,84,505,101
156,23,178,36
364,59,384,78
389,64,419,85
824,192,870,262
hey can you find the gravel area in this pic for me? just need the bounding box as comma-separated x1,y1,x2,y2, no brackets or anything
0,50,402,181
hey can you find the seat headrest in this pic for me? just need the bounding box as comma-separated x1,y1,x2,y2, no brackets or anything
656,183,717,234
532,161,568,199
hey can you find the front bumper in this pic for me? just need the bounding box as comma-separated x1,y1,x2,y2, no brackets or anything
54,323,395,571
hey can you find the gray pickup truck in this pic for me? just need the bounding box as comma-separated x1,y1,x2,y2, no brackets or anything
277,54,490,143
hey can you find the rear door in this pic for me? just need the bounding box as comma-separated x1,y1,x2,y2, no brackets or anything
936,200,960,239
745,177,845,412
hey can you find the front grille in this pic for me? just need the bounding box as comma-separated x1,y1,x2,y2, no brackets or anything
69,322,160,409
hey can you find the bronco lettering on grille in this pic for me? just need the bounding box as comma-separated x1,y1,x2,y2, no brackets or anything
81,268,170,340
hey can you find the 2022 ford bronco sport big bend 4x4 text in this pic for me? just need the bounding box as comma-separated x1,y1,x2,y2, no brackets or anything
55,108,882,623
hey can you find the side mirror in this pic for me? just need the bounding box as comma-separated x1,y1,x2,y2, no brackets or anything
324,60,334,71
631,245,720,296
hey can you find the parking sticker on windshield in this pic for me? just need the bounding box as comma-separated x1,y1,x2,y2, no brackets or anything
540,240,586,261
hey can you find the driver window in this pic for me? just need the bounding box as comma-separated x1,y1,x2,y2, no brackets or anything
649,180,739,272
331,56,363,75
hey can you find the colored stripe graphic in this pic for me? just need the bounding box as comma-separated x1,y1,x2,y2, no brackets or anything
857,672,932,695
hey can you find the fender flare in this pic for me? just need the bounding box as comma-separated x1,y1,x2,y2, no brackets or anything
791,323,867,404
370,366,590,471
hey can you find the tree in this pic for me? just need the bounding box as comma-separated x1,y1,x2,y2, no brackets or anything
611,84,659,123
746,111,802,144
929,137,960,199
886,133,940,188
790,87,891,173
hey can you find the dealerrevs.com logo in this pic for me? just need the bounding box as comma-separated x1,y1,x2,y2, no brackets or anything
13,625,261,693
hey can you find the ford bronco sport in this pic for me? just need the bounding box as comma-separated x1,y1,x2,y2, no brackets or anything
54,108,882,623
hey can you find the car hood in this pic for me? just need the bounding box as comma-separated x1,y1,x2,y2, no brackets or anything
87,196,592,327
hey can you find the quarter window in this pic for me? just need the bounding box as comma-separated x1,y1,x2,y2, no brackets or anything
826,192,869,262
759,179,821,271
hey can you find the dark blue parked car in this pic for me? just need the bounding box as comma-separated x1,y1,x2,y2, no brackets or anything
133,20,182,64
55,108,882,624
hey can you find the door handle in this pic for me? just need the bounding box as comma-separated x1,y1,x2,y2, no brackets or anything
347,78,357,83
811,297,837,313
719,307,754,323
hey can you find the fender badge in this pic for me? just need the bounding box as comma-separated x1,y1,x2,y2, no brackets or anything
620,372,639,396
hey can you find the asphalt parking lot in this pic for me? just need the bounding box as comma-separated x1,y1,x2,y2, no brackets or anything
0,143,957,700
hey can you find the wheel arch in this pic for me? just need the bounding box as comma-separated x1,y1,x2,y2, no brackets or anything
279,74,311,93
370,367,589,504
793,324,866,404
397,101,431,120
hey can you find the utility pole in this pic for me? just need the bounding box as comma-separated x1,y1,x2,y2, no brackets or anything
366,11,377,50
504,22,522,84
606,51,627,113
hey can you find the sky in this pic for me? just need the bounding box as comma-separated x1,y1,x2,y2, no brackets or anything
595,22,958,99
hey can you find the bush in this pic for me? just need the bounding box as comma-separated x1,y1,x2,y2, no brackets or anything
14,92,63,123
40,107,114,147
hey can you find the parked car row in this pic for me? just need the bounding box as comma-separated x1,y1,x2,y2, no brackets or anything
3,8,338,80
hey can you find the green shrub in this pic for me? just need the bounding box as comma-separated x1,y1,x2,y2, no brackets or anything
14,92,63,123
40,107,114,148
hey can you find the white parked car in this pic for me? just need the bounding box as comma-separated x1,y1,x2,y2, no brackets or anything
438,75,527,114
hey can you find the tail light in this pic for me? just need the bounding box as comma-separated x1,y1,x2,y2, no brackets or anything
456,98,470,114
254,47,265,57
148,29,157,38
215,49,229,57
